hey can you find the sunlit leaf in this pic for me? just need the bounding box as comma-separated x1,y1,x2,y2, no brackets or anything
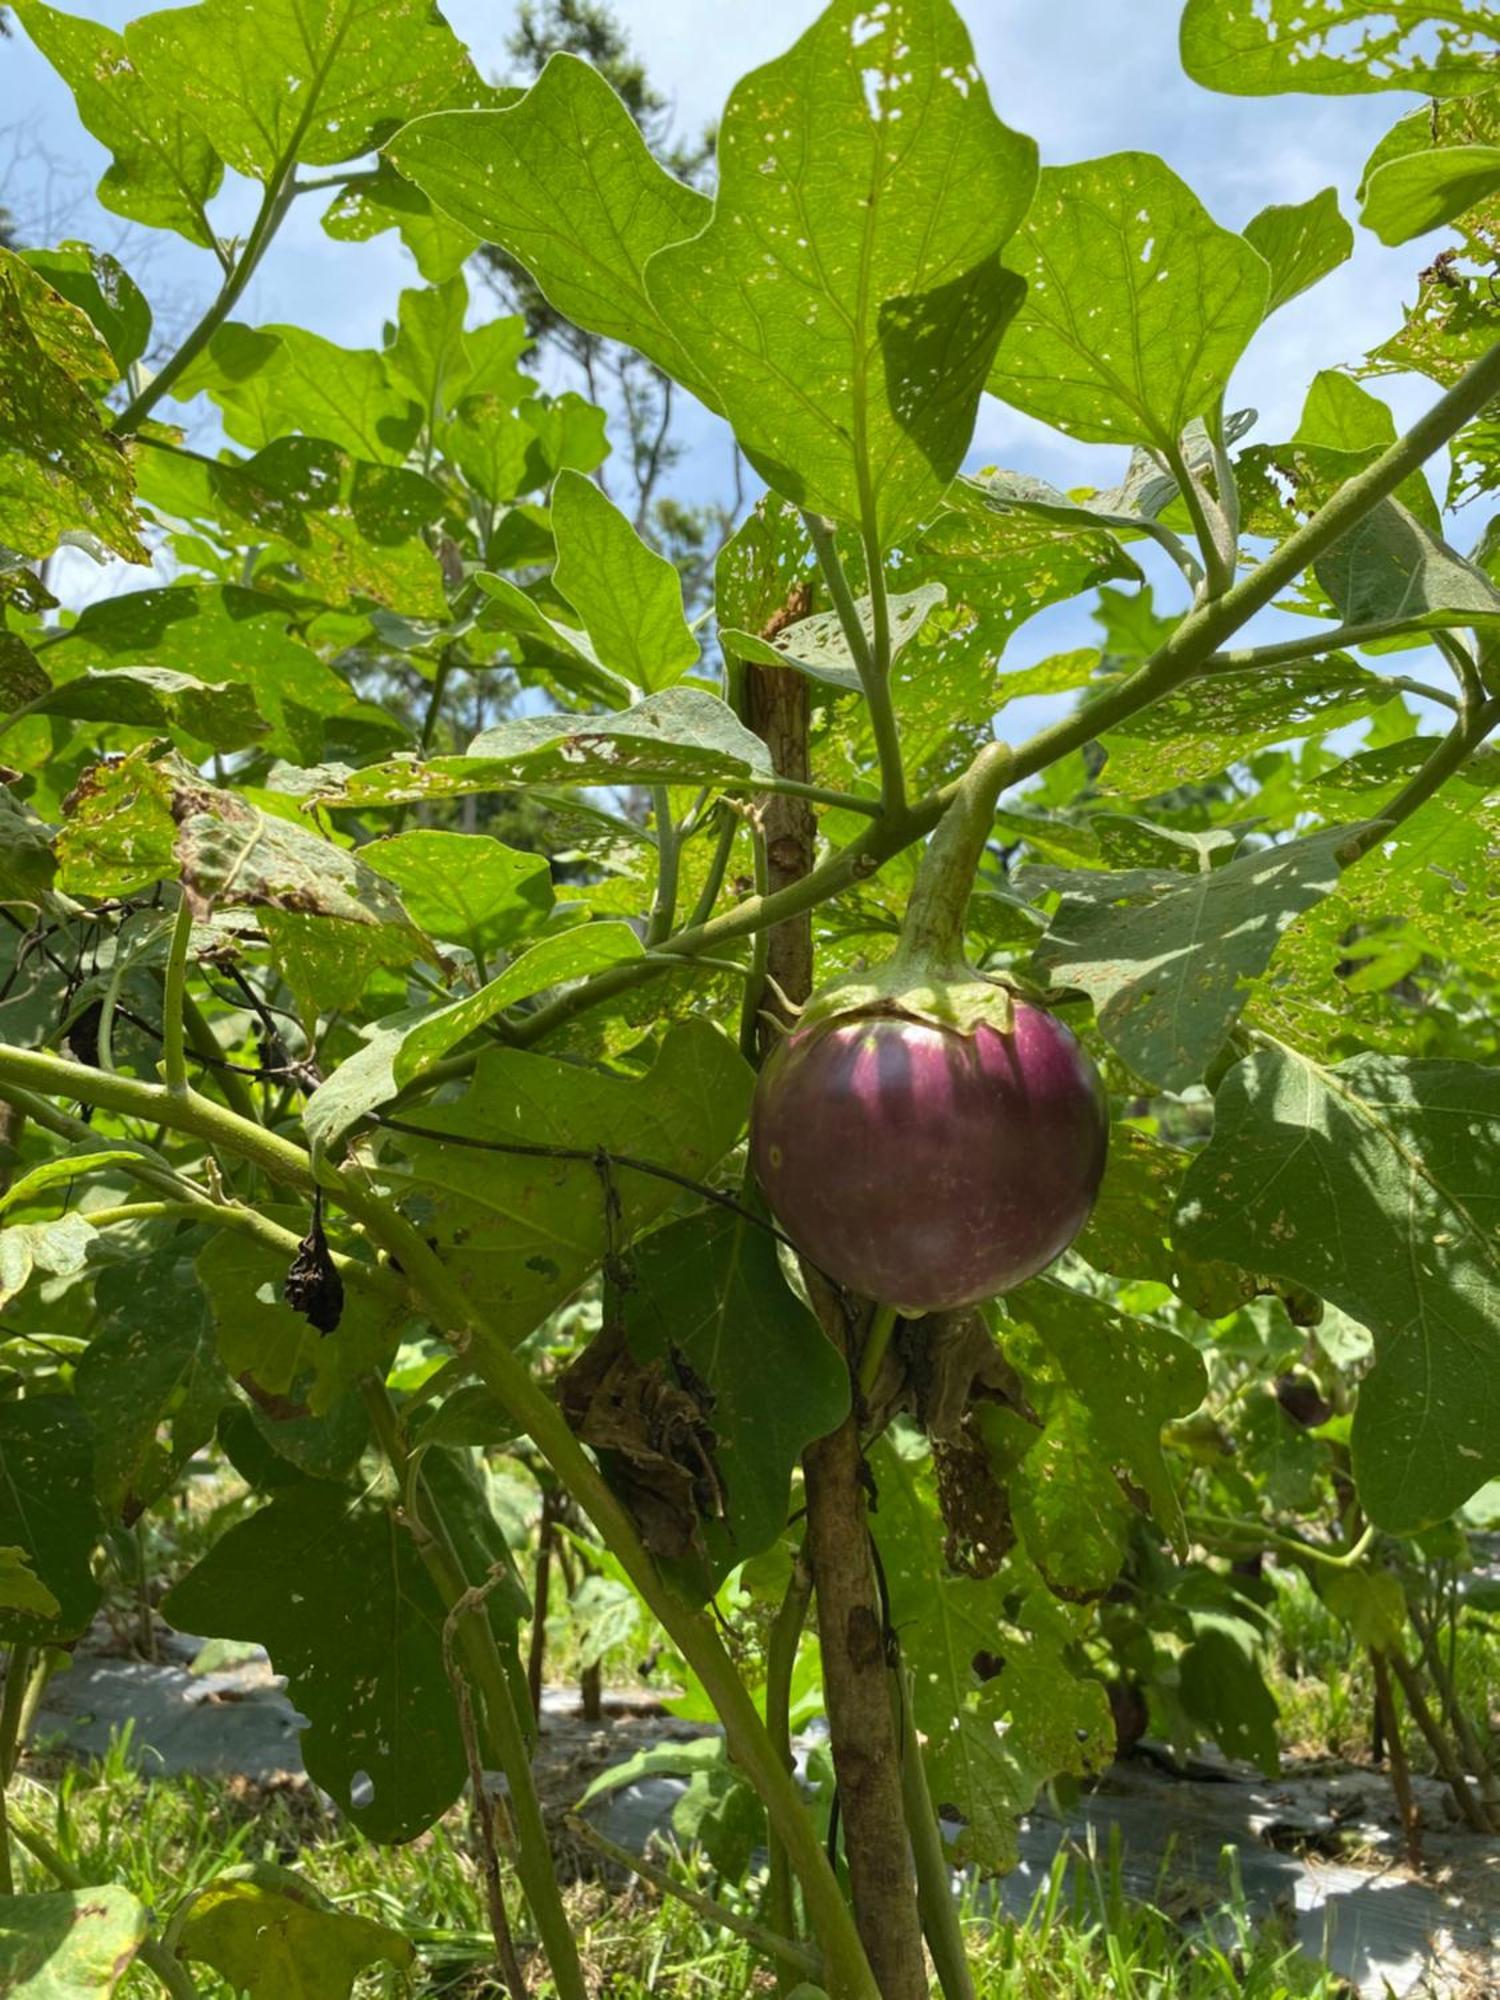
647,0,1036,536
1179,0,1494,98
988,153,1268,450
13,0,221,247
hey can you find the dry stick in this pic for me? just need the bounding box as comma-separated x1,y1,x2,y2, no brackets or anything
564,1812,824,1981
442,1581,531,2000
740,626,926,1997
1385,1647,1491,1835
1370,1651,1422,1869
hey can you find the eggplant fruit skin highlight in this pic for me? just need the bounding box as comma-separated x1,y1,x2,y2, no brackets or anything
750,1003,1109,1312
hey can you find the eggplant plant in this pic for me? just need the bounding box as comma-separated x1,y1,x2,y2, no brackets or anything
0,0,1498,1995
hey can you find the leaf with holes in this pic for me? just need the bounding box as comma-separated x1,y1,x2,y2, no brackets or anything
163,1482,467,1842
646,0,1037,537
13,0,222,247
126,0,474,185
987,153,1268,451
869,1434,1112,1871
1030,827,1350,1089
326,690,776,805
1177,1046,1500,1530
1179,0,1495,98
393,1020,752,1347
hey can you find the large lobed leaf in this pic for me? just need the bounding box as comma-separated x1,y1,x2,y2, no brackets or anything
645,0,1037,539
1030,827,1351,1090
987,153,1268,452
1177,1046,1500,1529
391,1020,754,1346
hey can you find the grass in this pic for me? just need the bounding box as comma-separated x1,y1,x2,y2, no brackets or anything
11,1732,1351,1999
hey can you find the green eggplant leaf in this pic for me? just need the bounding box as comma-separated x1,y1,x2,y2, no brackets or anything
1178,1047,1500,1531
647,0,1037,538
988,152,1269,451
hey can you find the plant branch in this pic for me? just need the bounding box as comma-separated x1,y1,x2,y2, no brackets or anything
160,899,195,1096
1163,438,1233,600
803,513,906,816
113,162,298,436
645,786,681,947
896,1666,974,2000
764,1551,814,1993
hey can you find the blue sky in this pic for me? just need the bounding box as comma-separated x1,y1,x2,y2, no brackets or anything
4,0,1467,719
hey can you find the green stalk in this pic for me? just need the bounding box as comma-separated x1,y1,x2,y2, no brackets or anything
645,786,682,947
113,164,297,436
857,1301,901,1401
887,740,1009,977
764,1551,814,1994
160,899,194,1097
804,513,906,817
360,1380,588,2000
896,1667,975,2000
0,1048,881,2000
1163,438,1233,600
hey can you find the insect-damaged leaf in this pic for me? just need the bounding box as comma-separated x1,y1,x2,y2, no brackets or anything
987,153,1268,452
163,1484,468,1843
1177,1047,1500,1531
392,1021,752,1348
1179,0,1495,99
646,0,1037,538
13,0,221,248
327,690,776,805
1030,827,1350,1090
0,251,147,563
869,1434,1112,1871
126,0,474,185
